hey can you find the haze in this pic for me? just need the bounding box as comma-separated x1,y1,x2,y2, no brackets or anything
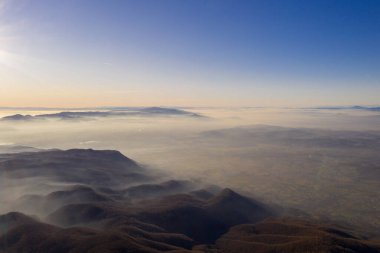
1,1,380,252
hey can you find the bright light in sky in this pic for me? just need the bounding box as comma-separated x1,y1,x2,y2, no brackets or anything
0,0,379,107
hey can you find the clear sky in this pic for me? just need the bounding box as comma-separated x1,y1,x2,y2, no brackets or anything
0,0,379,107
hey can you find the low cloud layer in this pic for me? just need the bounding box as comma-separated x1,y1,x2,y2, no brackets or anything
1,107,380,236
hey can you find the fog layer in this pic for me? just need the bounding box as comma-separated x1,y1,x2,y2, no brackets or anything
1,107,380,235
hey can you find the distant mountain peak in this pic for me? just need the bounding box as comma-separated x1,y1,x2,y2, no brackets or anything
1,114,34,121
0,107,204,121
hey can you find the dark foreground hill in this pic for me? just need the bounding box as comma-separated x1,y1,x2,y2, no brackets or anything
1,213,380,253
217,218,380,253
0,149,379,252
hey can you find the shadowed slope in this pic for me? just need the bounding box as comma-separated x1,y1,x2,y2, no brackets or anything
138,188,274,244
0,149,150,186
0,212,192,253
217,218,380,253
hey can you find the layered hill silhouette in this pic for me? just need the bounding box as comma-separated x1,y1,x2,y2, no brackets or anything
0,107,203,121
0,149,379,252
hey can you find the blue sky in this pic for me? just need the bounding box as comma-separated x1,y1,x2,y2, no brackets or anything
0,0,379,107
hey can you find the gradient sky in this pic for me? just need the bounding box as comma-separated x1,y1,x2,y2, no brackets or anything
0,0,379,107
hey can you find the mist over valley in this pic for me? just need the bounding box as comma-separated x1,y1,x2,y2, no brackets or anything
0,107,380,252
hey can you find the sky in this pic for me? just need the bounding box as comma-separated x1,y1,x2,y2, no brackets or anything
0,0,379,107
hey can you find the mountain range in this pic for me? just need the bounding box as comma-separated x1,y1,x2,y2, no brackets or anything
0,149,379,252
0,107,202,121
